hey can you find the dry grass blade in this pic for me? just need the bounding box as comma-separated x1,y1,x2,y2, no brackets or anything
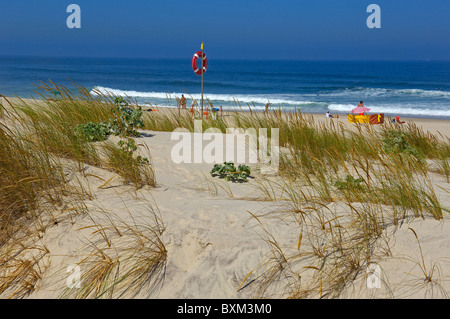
408,227,428,279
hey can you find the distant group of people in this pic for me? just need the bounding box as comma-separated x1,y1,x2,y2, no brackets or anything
325,100,404,124
392,115,405,124
180,97,405,124
178,94,222,119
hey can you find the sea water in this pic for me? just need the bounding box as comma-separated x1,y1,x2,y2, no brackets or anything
0,56,449,118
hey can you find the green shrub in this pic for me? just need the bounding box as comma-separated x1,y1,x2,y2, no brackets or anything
103,137,153,188
382,130,422,158
108,97,144,137
117,138,149,165
75,121,110,142
74,97,145,142
334,175,365,191
210,162,251,182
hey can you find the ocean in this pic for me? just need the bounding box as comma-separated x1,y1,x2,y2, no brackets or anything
1,56,449,118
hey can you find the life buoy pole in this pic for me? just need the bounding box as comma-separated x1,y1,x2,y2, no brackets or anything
191,51,208,75
192,45,208,117
201,49,204,118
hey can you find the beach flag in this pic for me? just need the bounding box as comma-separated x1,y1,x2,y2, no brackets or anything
201,42,204,50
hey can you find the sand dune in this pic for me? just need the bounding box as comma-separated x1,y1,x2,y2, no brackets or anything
1,100,448,299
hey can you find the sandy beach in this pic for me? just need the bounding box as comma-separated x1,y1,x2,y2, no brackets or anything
1,0,449,303
0,96,449,299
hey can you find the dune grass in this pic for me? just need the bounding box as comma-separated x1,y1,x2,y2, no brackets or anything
140,104,448,297
0,98,70,246
7,82,156,188
170,108,447,298
60,197,167,299
0,83,160,298
233,111,449,298
0,107,90,297
1,83,449,298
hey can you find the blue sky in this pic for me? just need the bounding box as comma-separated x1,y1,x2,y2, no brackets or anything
1,0,449,60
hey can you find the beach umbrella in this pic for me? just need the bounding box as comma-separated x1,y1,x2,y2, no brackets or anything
351,106,371,113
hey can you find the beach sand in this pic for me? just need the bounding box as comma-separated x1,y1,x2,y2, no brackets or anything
2,99,448,299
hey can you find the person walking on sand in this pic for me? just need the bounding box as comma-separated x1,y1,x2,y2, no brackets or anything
264,102,270,113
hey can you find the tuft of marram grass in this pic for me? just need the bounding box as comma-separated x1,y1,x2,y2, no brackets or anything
0,82,159,297
222,108,450,298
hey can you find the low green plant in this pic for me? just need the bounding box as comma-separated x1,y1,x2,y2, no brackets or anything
102,138,154,188
334,175,365,192
382,129,422,158
109,97,144,137
75,121,110,142
210,162,251,182
117,138,150,165
75,97,145,142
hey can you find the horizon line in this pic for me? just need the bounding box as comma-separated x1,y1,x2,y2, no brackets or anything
1,54,448,63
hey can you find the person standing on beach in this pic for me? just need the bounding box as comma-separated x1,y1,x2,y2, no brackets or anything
264,102,270,113
358,100,365,115
180,95,187,109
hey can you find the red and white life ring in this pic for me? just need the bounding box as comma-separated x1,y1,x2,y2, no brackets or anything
192,51,208,75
